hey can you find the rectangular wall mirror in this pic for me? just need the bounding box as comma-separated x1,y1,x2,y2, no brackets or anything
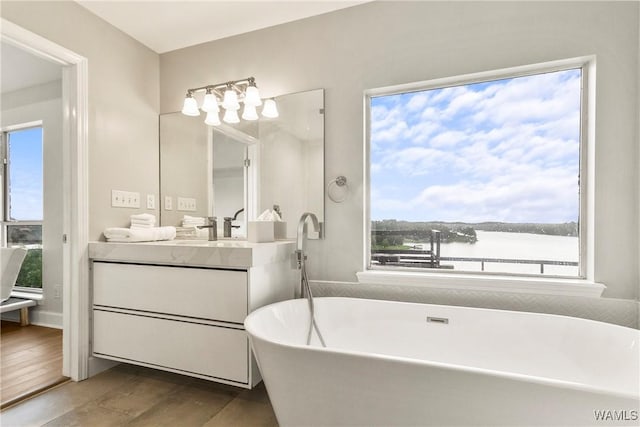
159,88,324,239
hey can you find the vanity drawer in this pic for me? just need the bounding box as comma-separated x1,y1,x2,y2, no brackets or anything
93,310,248,384
93,262,247,323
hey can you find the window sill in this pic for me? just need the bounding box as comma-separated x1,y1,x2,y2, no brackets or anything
356,270,605,298
10,289,44,301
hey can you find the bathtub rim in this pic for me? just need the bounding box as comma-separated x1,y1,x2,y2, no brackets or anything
245,296,640,401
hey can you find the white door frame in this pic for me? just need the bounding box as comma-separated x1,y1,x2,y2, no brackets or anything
1,18,90,381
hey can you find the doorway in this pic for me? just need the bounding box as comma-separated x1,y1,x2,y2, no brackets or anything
1,18,90,391
0,39,67,408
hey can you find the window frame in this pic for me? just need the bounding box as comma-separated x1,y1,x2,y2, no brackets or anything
362,57,601,297
1,121,44,292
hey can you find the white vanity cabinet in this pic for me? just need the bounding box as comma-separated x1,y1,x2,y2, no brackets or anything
89,240,296,389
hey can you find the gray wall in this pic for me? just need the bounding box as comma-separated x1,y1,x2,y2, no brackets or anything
161,2,640,302
2,2,638,325
1,1,161,240
159,113,209,227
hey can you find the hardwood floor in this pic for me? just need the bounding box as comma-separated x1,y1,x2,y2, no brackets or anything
0,321,67,409
1,364,279,426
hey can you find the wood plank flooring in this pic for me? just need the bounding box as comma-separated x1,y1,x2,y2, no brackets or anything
0,321,67,409
1,364,279,426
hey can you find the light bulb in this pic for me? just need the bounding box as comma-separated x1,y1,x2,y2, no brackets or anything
261,99,279,118
242,104,259,121
244,85,262,107
202,92,219,113
223,108,240,124
205,111,221,126
181,94,200,116
222,87,240,110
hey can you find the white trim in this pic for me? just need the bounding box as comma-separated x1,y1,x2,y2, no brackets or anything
582,58,597,282
363,56,597,294
1,120,42,132
356,270,606,298
0,309,63,328
1,18,90,381
30,309,63,329
10,289,44,300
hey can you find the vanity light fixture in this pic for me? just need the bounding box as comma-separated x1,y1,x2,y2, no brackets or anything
201,88,219,113
242,104,259,121
223,108,240,124
262,98,279,118
181,92,200,116
222,84,240,111
205,111,221,126
181,76,278,126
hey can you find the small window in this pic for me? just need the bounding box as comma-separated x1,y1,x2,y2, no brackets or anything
1,125,43,289
367,64,586,278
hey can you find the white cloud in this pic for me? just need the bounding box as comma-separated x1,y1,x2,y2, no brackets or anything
406,92,430,111
370,69,582,223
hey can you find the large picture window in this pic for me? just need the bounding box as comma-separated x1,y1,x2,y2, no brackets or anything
1,125,43,288
367,64,585,278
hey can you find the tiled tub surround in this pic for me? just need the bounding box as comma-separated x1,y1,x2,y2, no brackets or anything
88,240,297,389
246,297,640,426
310,281,640,329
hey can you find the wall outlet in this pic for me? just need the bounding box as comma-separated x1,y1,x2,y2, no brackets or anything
164,196,173,211
111,190,140,208
147,194,156,209
177,197,197,211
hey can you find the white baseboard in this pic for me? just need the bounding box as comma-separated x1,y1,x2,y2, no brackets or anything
1,309,63,329
31,310,63,329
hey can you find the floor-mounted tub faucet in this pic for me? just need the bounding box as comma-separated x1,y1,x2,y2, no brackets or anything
295,212,326,347
295,212,320,269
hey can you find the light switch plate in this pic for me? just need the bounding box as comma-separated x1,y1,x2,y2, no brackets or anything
147,194,156,209
164,196,173,211
177,197,197,211
111,190,140,208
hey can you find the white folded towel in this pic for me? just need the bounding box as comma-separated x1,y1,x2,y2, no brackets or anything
183,215,203,220
182,215,205,227
131,213,156,222
131,223,154,229
131,217,155,222
131,219,155,223
103,226,176,242
130,213,156,230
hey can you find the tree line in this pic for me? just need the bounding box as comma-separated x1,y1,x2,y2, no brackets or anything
372,219,578,247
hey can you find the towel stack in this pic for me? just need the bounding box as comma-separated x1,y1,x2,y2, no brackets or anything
103,226,176,242
181,215,206,228
103,213,177,242
130,213,156,229
175,226,197,239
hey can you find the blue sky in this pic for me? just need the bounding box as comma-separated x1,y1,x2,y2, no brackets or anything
8,127,43,221
370,69,581,223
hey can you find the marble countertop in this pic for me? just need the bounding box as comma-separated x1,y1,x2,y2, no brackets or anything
89,239,296,268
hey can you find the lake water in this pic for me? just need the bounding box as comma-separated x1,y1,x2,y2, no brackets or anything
422,231,579,276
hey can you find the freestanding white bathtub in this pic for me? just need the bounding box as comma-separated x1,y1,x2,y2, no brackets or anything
245,297,640,427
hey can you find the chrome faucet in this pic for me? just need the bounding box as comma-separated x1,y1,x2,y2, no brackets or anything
295,212,321,269
197,216,217,241
223,208,244,238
